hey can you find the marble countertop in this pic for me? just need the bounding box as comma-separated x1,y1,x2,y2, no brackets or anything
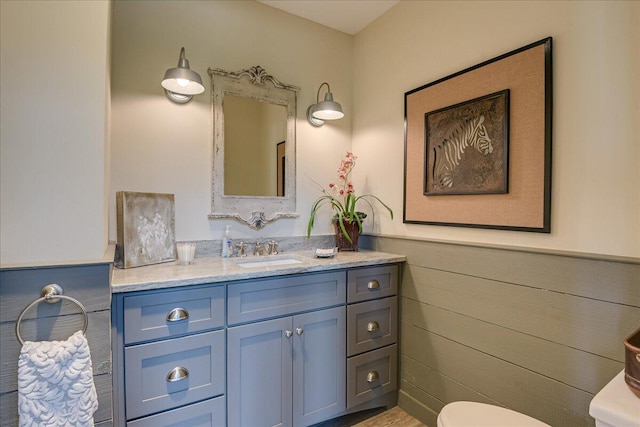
111,250,406,293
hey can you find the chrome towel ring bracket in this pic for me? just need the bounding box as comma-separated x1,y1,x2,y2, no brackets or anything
15,283,89,346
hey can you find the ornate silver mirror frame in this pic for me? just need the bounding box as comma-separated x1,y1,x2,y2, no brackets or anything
208,66,300,229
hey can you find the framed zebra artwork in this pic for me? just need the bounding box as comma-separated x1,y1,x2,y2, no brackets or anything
425,89,510,196
404,37,552,232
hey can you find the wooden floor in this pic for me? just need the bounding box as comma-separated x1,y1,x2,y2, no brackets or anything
353,406,427,427
314,406,427,427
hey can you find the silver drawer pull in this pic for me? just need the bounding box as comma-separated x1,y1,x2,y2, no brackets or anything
166,366,189,382
367,321,380,332
367,280,380,290
285,330,293,338
166,307,189,322
366,371,379,383
296,327,303,336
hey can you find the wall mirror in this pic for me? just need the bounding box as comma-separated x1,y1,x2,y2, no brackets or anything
208,66,300,229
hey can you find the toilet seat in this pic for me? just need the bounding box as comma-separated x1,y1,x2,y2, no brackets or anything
437,401,551,427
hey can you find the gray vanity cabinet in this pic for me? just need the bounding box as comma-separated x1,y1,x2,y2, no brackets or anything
227,271,347,427
346,265,399,408
227,307,346,427
112,262,401,427
112,285,227,426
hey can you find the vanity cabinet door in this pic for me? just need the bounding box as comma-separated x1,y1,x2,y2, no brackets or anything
227,317,293,427
293,306,346,427
226,307,346,427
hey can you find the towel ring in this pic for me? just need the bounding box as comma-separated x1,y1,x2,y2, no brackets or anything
15,284,89,346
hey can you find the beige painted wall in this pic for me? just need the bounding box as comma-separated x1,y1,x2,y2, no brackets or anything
2,1,637,263
353,0,640,258
112,0,639,257
110,0,353,242
0,0,110,265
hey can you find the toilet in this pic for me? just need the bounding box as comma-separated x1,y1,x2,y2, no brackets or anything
437,401,551,427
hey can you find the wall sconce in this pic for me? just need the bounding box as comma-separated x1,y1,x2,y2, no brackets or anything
306,82,344,127
161,47,205,104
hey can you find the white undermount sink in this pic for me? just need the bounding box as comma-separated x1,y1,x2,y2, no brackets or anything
235,255,304,269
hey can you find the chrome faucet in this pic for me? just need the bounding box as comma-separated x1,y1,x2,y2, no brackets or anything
253,241,266,256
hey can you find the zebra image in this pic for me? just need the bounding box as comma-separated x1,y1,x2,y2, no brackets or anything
431,115,493,189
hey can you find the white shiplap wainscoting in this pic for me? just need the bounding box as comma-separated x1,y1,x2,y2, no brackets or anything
360,235,639,427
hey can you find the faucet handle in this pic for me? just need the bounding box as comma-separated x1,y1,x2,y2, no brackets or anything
235,241,248,257
253,241,264,256
269,240,279,255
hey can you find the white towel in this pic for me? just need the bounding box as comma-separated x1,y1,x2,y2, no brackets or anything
18,330,98,427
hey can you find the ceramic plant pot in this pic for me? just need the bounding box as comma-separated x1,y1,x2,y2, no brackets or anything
624,325,640,398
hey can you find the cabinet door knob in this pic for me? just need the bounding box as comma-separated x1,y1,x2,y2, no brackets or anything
366,371,379,383
285,330,293,338
367,279,380,290
166,307,189,322
296,327,304,336
166,366,189,382
367,321,380,332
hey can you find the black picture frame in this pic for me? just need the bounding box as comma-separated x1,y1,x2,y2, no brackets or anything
403,37,552,232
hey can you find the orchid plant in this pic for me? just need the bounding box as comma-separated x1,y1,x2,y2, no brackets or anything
307,152,393,243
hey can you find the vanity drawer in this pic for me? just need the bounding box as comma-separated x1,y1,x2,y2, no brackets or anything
227,271,346,325
347,296,397,356
127,395,226,427
124,329,225,420
124,285,225,344
347,344,397,409
347,265,398,303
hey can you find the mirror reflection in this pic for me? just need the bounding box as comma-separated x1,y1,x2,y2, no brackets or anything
224,95,287,197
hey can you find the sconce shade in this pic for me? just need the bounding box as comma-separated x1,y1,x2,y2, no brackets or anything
307,82,344,126
161,47,204,103
313,92,344,120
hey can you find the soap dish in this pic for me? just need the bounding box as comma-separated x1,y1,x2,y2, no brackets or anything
314,247,338,258
624,325,640,398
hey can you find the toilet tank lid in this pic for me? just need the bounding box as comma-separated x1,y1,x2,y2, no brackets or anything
439,402,551,427
590,371,640,427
